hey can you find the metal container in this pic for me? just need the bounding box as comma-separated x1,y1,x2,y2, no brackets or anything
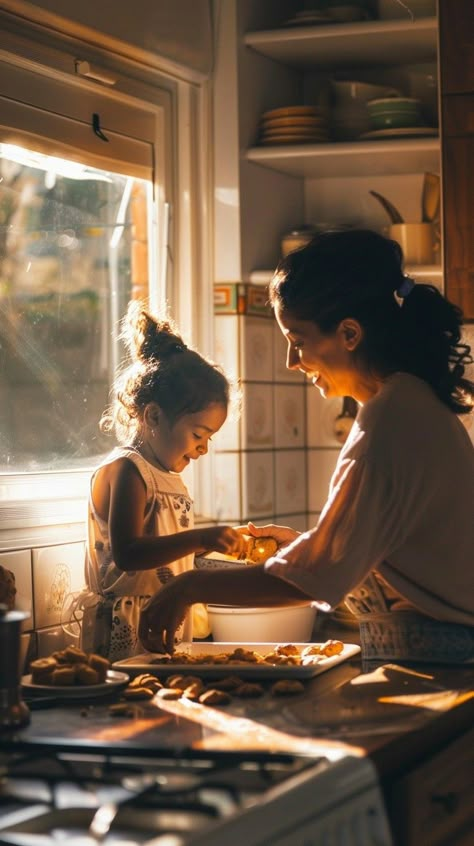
0,606,30,729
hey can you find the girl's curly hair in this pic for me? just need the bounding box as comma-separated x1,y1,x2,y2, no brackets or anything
101,301,236,444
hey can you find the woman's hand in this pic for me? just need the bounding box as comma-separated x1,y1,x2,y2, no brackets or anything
237,521,300,548
197,525,247,558
139,572,192,654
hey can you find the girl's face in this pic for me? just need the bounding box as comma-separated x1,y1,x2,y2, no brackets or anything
275,304,367,401
149,402,227,473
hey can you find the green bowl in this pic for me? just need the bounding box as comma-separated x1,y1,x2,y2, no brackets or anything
367,97,421,129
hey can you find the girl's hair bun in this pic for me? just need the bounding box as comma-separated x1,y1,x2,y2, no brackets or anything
121,300,186,364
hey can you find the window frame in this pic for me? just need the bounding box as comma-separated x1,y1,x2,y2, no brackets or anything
0,11,214,549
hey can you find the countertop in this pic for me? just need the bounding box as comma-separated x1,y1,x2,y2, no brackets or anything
4,624,473,846
6,635,474,780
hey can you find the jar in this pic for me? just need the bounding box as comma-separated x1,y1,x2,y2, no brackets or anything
281,225,320,257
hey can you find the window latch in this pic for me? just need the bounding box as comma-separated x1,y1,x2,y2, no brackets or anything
92,113,109,143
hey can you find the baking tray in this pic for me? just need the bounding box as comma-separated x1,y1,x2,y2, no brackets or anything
113,641,360,680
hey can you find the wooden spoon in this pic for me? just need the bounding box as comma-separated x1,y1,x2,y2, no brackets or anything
369,190,404,224
422,172,440,223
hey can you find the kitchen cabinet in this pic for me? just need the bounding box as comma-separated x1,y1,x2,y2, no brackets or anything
231,2,441,285
387,724,474,846
439,0,474,319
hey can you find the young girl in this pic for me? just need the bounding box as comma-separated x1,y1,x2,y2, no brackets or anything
78,301,246,661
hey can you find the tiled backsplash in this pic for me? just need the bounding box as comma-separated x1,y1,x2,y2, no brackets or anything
213,285,341,527
1,542,86,673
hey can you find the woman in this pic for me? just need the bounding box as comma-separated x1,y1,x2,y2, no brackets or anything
139,229,474,663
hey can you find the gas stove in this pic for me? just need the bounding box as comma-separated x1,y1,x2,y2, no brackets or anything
0,742,392,845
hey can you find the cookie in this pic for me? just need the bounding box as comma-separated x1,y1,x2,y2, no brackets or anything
51,665,76,686
157,687,184,700
30,656,57,684
123,685,155,701
75,664,100,685
320,640,344,657
198,688,232,706
234,682,264,698
270,679,305,696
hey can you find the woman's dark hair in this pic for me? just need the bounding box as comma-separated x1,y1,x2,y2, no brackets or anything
269,229,473,414
102,301,233,443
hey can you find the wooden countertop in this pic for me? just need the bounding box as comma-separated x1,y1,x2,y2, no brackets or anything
7,644,474,784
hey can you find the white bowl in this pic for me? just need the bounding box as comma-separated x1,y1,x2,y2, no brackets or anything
207,604,317,643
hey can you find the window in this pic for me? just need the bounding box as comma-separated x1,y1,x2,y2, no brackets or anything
0,145,153,472
0,29,212,542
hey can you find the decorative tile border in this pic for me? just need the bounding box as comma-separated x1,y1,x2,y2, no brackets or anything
214,283,271,317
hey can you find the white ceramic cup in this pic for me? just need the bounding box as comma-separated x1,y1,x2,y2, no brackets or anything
389,222,435,264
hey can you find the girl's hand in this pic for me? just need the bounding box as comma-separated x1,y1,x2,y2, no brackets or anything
139,574,191,654
198,525,247,558
238,521,300,548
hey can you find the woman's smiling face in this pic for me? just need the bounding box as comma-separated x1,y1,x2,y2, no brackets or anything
275,303,363,400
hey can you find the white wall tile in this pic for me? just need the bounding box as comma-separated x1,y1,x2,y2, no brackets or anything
36,625,69,658
275,450,307,515
214,314,240,382
214,452,242,522
307,449,340,513
273,322,305,383
275,513,308,533
242,450,274,518
307,512,321,531
241,316,274,382
241,383,274,448
273,384,306,448
306,386,343,448
0,549,33,631
212,406,241,451
32,542,86,630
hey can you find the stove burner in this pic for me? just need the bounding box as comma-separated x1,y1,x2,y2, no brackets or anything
0,748,325,846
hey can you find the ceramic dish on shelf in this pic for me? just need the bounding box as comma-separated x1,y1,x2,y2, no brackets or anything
261,134,329,145
21,669,130,698
261,133,329,142
262,124,327,135
358,127,438,140
261,116,328,129
262,106,325,121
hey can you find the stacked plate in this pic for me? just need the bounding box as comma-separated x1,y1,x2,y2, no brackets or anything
259,106,329,146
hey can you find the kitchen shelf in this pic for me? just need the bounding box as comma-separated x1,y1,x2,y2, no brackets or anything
244,18,438,69
246,137,440,179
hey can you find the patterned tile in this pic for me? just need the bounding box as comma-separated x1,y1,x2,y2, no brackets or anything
275,450,307,515
213,452,242,522
242,450,274,519
32,543,86,630
241,383,274,448
273,384,306,448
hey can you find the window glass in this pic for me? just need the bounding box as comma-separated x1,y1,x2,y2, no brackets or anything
0,143,153,472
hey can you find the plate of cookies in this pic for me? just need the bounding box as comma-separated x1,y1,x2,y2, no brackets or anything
23,646,129,698
113,640,360,681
